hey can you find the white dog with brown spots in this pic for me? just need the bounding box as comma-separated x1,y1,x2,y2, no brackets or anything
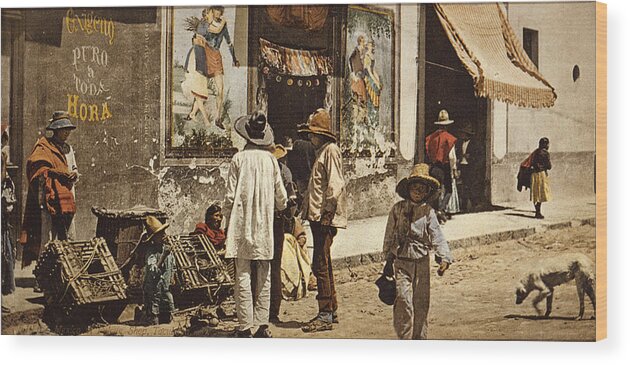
514,253,595,320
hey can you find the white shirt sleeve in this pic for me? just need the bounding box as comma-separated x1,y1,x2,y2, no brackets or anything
448,146,457,170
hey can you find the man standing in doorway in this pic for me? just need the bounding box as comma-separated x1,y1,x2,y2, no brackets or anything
455,122,481,212
425,109,458,223
301,109,347,333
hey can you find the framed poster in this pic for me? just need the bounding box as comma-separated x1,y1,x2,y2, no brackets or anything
162,6,247,160
341,5,395,156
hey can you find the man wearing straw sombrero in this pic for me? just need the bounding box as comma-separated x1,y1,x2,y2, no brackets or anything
301,109,347,333
424,109,458,222
382,163,453,339
224,111,287,338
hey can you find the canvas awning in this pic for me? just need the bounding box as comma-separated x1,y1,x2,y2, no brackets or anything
434,3,557,108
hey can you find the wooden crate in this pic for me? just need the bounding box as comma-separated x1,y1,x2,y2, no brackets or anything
168,235,234,291
34,237,128,306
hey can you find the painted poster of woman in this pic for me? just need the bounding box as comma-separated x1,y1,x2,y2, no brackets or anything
166,7,247,158
341,6,394,156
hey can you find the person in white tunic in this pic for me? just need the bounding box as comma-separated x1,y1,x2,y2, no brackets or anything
224,111,287,338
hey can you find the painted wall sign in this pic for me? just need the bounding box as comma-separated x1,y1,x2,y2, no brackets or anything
64,9,114,123
164,6,248,159
341,5,395,156
65,8,115,45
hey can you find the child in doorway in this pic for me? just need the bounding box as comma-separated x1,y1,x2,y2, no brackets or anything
382,163,453,340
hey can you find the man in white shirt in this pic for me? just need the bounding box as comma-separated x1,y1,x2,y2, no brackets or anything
224,111,287,338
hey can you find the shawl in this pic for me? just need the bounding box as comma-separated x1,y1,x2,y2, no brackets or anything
425,129,457,164
517,152,534,192
191,223,226,249
20,137,76,267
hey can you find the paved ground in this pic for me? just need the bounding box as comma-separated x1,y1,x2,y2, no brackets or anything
328,196,595,260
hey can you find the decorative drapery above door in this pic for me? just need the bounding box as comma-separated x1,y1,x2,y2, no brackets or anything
259,38,333,77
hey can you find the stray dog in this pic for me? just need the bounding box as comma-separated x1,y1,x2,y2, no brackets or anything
514,253,595,320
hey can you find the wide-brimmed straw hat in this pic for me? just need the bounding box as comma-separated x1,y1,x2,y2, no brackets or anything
272,144,287,159
46,111,76,131
395,163,441,200
306,109,336,140
144,216,169,242
434,109,454,126
234,111,275,146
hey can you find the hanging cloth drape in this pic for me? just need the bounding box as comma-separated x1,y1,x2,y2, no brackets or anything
260,38,332,77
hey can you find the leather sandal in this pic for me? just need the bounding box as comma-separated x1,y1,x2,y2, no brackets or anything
301,318,333,333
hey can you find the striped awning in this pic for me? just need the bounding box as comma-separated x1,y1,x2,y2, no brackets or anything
434,3,557,108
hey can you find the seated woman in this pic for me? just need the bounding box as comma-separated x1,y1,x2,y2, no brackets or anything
280,217,317,300
191,202,226,253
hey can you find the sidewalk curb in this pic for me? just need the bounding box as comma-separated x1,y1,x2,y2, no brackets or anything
331,217,595,270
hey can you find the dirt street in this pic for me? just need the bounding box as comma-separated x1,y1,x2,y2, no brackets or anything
1,225,596,341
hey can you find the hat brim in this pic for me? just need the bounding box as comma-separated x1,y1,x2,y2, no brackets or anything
434,119,454,125
145,222,169,242
396,176,440,200
272,148,287,159
297,124,310,133
234,115,275,146
46,119,77,130
308,128,337,141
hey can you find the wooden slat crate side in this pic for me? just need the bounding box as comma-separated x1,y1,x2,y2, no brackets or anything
169,235,234,291
37,238,128,306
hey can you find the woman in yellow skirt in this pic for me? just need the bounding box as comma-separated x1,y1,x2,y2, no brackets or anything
530,137,552,219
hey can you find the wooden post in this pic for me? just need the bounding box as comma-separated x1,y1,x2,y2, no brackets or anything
415,4,427,164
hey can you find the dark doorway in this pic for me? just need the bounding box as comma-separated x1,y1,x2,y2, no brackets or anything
266,76,327,144
424,5,489,209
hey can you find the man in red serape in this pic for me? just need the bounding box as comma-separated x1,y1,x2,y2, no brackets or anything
20,111,79,269
424,109,458,223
